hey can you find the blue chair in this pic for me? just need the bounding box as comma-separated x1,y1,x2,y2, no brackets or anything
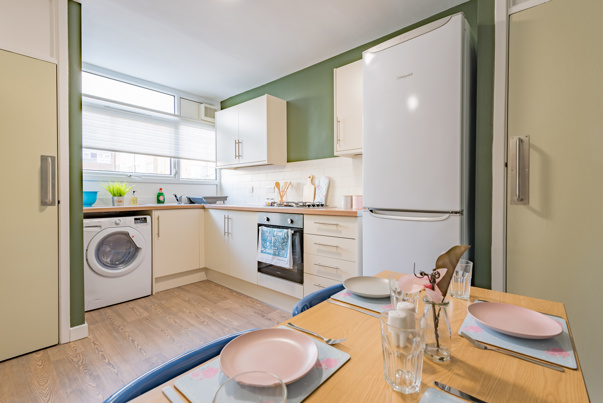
103,328,257,403
292,283,344,316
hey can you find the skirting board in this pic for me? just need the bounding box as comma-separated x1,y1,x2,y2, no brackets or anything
154,269,207,293
69,322,88,342
205,269,299,313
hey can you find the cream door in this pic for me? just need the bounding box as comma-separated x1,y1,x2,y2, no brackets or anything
228,211,258,284
215,106,239,167
237,96,267,165
506,0,603,398
204,209,229,274
152,209,201,278
0,50,58,361
334,60,363,155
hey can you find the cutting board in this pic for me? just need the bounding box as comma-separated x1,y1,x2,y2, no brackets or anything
314,176,330,204
303,175,315,202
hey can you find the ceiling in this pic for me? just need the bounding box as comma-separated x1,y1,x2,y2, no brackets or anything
80,0,468,102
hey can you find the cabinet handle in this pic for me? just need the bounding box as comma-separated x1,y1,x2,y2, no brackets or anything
227,215,232,236
314,222,339,226
234,140,238,159
223,214,227,236
315,263,340,270
314,243,339,249
237,140,242,159
313,283,326,289
336,118,341,146
157,216,160,238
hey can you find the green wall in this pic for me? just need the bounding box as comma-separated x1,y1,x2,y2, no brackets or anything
222,0,494,289
69,0,85,327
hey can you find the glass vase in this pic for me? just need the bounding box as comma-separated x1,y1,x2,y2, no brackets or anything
422,296,451,362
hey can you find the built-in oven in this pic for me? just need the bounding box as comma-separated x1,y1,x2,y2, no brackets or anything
257,212,304,284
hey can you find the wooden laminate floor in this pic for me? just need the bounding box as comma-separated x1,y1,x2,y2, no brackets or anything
0,280,291,402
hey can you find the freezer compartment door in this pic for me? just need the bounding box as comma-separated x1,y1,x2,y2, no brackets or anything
362,210,462,276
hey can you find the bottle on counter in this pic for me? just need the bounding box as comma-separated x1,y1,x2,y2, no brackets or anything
130,190,138,206
157,188,165,204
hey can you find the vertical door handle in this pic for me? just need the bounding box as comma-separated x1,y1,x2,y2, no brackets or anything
336,118,341,146
510,135,530,205
223,214,227,236
40,155,56,206
234,140,238,159
237,140,242,159
157,216,160,238
227,215,232,236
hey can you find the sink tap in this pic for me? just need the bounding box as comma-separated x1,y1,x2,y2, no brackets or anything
173,193,182,204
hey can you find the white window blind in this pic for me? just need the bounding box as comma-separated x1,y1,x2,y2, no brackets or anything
82,97,216,162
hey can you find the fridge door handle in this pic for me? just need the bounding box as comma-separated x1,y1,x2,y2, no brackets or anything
510,135,530,205
40,155,56,206
367,210,453,222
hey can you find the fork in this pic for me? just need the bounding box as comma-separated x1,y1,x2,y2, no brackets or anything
460,331,564,372
286,323,347,345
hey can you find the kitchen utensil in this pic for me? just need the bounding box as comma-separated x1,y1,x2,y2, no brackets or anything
275,181,281,200
343,276,390,298
314,176,330,204
467,302,562,339
219,328,318,384
162,386,186,403
460,331,565,372
433,381,487,403
286,323,347,345
303,175,315,202
327,299,380,318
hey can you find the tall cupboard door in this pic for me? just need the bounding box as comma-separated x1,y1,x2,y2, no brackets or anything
237,96,267,165
334,60,363,155
228,211,258,284
506,0,602,398
215,106,239,167
0,50,58,361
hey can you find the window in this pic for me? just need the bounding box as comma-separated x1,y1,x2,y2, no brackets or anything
81,72,216,181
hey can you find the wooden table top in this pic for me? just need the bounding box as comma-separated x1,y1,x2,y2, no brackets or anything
133,271,589,402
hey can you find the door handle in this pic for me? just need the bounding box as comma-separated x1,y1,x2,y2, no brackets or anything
157,216,160,238
237,140,242,159
367,210,453,222
223,214,227,236
314,243,339,249
40,155,56,206
510,135,530,205
315,263,340,270
234,140,238,159
336,118,341,146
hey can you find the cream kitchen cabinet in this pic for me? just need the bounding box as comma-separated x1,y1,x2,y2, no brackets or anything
152,209,203,279
303,215,362,296
216,94,287,168
334,60,363,156
205,209,258,284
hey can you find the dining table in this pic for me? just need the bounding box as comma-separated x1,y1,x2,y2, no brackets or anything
132,270,589,402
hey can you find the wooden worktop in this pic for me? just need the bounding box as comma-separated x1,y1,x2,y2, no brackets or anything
83,203,362,217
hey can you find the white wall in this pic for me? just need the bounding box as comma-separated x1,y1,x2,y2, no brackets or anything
219,156,363,207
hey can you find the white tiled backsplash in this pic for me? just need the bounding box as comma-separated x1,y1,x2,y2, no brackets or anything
219,156,363,207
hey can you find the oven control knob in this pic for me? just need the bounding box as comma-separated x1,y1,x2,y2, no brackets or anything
288,218,294,224
264,217,270,222
114,219,121,225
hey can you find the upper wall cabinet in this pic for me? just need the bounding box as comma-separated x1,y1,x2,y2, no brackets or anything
334,60,363,156
216,94,287,169
0,0,59,63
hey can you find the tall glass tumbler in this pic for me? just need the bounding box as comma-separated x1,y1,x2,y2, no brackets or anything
449,259,473,300
388,274,420,313
380,310,426,394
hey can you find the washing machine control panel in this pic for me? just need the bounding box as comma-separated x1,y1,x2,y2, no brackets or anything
134,217,148,224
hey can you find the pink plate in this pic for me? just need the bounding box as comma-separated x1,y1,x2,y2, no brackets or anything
219,328,318,385
468,302,563,339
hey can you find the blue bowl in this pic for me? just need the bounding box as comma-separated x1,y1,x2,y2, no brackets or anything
83,191,98,207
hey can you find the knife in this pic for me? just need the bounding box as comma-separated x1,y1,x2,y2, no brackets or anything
434,381,487,403
327,299,380,317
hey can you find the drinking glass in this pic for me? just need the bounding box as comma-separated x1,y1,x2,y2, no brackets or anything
449,259,473,300
389,274,420,313
380,310,426,394
212,371,287,403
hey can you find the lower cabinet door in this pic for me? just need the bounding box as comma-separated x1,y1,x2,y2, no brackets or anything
205,209,229,274
228,211,258,284
303,273,341,297
153,209,201,278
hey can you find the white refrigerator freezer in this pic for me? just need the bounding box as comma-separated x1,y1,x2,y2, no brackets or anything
362,13,474,276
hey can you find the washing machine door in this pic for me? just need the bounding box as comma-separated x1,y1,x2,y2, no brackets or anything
86,227,147,278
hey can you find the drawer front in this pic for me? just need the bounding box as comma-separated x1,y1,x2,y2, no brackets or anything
304,215,357,239
304,253,358,282
304,273,341,297
304,234,358,262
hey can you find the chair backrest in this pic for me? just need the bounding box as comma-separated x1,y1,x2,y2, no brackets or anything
103,328,257,403
292,283,344,316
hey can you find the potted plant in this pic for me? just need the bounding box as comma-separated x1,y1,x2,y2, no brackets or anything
104,182,133,206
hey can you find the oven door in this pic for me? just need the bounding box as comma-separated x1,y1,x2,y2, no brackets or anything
257,225,303,284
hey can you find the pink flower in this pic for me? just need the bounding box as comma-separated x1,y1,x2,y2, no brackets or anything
397,269,447,303
546,348,570,358
463,325,483,333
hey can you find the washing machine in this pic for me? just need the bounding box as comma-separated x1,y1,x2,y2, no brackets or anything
84,215,152,311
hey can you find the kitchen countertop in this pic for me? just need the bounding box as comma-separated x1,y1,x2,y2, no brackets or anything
83,203,362,217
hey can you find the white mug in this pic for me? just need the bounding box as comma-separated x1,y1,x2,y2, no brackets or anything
341,195,352,209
